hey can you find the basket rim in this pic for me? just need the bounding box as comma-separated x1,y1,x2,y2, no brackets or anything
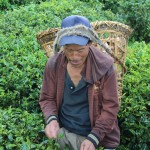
36,20,133,45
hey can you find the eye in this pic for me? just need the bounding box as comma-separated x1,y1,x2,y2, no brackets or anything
77,49,83,53
64,47,86,53
77,48,85,52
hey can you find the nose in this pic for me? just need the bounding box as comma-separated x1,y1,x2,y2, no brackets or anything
69,50,79,58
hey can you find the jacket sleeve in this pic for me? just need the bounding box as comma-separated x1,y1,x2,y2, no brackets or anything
39,59,58,123
90,65,119,143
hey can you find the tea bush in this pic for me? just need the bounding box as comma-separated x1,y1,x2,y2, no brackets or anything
0,0,46,11
118,42,150,149
120,0,150,42
0,107,58,150
100,0,150,42
1,0,150,149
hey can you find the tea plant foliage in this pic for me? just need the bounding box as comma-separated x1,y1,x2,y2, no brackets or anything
100,0,150,42
118,42,150,150
0,0,150,149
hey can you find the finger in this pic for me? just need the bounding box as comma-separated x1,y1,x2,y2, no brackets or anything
80,143,85,150
89,145,95,150
82,144,90,150
45,128,52,138
45,127,55,138
88,144,95,150
83,147,89,150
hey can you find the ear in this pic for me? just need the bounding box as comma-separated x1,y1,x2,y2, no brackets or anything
87,41,92,46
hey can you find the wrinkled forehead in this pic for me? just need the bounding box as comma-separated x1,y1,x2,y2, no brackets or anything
63,44,87,49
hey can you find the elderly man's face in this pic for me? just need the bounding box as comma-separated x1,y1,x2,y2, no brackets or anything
63,44,91,68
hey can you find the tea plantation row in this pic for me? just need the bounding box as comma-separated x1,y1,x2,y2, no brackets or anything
0,0,149,149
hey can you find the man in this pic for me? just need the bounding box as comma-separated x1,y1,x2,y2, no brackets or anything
39,15,120,150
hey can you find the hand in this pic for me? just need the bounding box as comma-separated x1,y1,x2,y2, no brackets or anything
80,139,95,150
45,120,59,139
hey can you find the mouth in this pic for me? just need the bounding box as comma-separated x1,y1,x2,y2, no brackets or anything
69,60,81,65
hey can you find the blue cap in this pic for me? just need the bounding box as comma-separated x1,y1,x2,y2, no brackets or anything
59,15,91,46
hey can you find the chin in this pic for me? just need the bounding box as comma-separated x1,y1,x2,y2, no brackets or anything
70,63,84,68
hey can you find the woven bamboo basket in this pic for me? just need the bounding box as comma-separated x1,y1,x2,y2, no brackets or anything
36,21,132,102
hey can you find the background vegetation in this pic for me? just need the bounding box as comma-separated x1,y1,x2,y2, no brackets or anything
0,0,149,149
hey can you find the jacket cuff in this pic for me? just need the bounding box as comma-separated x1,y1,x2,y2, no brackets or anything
46,115,58,125
86,132,100,148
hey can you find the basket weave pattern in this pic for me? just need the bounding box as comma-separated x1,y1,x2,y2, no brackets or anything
36,21,132,101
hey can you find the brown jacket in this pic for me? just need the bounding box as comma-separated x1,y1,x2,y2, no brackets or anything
39,46,120,148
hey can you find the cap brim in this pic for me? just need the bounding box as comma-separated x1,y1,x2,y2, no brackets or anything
59,35,89,46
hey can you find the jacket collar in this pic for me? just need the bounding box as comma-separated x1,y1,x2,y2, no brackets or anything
81,46,114,84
